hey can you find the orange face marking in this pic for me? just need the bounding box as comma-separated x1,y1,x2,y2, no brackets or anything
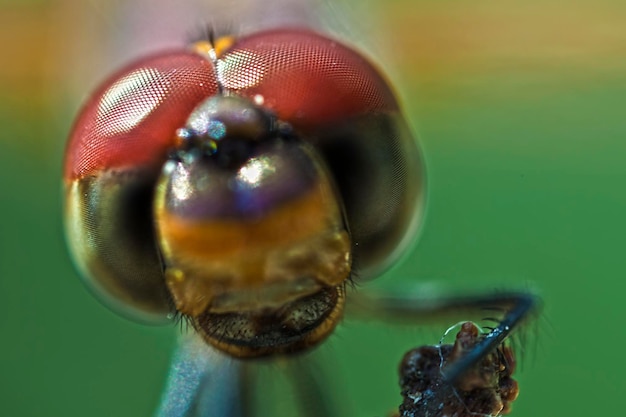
156,183,337,259
155,176,351,316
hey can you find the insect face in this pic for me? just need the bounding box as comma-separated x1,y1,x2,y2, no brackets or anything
64,29,425,356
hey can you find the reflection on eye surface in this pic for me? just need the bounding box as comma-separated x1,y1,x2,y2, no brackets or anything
238,156,275,186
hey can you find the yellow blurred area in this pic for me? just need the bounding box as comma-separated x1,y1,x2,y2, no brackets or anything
1,3,75,86
4,0,626,92
387,0,626,77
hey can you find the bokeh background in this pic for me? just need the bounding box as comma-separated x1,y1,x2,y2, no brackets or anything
1,0,624,416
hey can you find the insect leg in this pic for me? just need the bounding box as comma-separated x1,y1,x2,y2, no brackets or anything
347,288,540,383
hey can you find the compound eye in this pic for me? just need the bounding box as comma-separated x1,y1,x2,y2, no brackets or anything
217,29,398,127
64,51,219,322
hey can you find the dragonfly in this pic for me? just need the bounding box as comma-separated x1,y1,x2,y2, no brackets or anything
63,1,539,415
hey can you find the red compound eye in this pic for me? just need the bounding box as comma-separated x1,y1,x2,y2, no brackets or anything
63,50,219,322
64,51,218,181
217,28,398,128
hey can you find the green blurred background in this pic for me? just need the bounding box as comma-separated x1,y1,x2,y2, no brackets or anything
1,0,624,416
